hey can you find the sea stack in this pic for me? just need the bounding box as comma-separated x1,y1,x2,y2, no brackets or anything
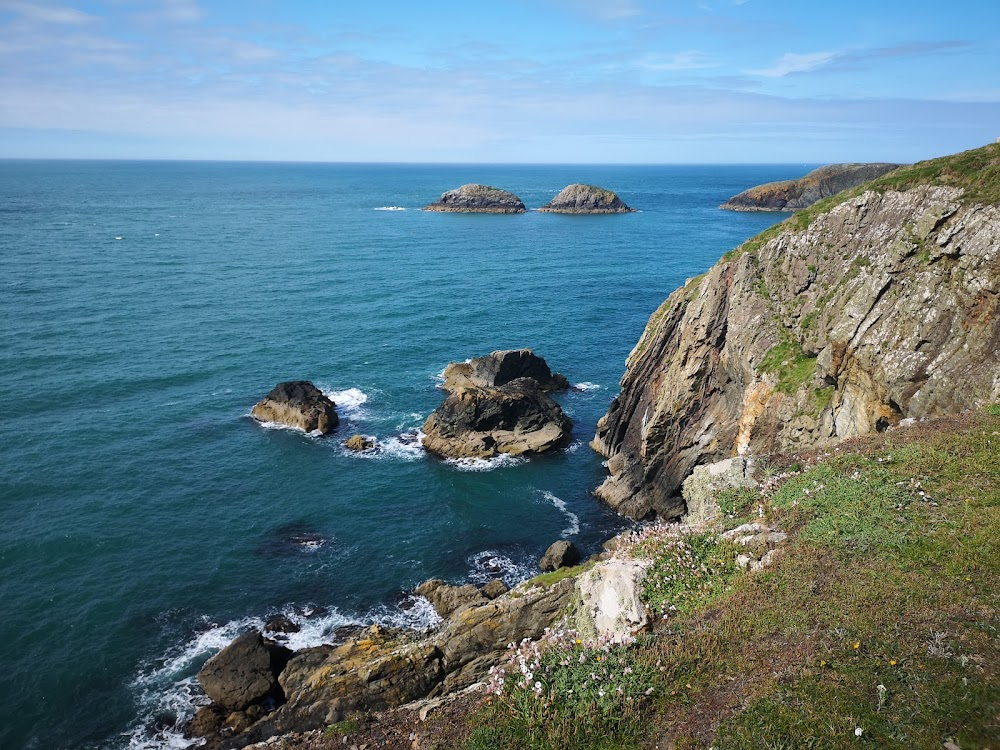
424,184,526,213
440,349,569,393
250,381,339,435
538,184,635,213
719,163,901,211
422,378,572,459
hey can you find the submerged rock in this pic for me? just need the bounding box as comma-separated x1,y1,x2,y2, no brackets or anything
595,144,1000,520
539,183,635,213
250,381,338,435
424,184,526,213
720,163,901,211
344,434,376,452
440,348,568,393
422,377,572,459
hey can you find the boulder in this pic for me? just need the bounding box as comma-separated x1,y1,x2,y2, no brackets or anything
539,540,580,572
681,457,756,524
538,184,635,214
424,184,526,213
250,381,338,435
263,615,300,635
720,163,901,211
196,631,292,712
480,579,509,599
344,434,376,452
422,378,572,459
441,349,568,393
414,579,486,618
571,557,651,643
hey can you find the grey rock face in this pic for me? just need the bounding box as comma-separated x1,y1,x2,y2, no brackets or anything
422,377,572,459
538,184,635,213
441,349,569,393
196,631,292,712
681,457,756,525
720,163,901,211
424,184,526,213
595,185,1000,519
539,540,581,572
250,381,338,435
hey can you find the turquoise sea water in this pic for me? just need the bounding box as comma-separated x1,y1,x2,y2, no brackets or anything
0,161,799,749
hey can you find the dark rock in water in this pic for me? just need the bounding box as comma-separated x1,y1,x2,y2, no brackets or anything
422,377,572,459
480,579,509,599
196,631,292,712
250,381,338,434
538,183,635,213
424,184,526,213
255,523,329,558
441,348,569,393
539,540,580,572
344,434,376,451
414,579,485,618
719,163,901,211
264,615,300,635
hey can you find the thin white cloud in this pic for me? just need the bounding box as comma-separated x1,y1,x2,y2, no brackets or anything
746,51,837,77
546,0,642,21
0,1,96,25
637,51,720,72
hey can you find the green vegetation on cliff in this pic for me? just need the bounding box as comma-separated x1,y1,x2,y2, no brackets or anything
724,142,1000,262
461,411,999,749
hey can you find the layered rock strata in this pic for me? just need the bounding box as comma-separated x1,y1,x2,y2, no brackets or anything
250,381,338,435
424,184,526,213
538,184,635,213
422,377,572,459
595,156,1000,520
440,349,568,393
720,163,901,211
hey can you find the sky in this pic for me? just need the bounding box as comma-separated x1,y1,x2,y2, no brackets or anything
1,0,998,163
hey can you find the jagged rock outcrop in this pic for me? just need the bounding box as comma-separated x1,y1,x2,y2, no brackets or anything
250,381,338,435
595,144,1000,520
422,377,572,459
539,540,580,571
344,434,376,452
720,163,901,211
441,349,569,393
681,457,755,525
539,184,635,213
196,632,292,712
424,184,526,213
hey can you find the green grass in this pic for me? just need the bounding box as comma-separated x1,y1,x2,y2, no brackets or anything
458,411,1000,750
523,560,598,589
323,718,360,737
637,531,743,617
759,338,818,394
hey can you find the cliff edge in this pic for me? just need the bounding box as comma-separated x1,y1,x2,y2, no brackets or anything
594,143,1000,520
720,163,902,211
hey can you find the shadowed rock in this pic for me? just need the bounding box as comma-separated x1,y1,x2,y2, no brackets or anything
250,381,338,434
539,540,580,572
440,349,568,393
197,632,292,712
422,378,572,459
424,184,526,213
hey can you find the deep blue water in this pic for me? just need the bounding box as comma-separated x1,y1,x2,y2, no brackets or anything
0,160,800,749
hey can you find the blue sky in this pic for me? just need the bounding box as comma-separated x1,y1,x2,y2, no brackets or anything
1,0,998,162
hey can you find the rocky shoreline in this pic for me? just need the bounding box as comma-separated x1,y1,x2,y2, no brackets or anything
177,143,999,750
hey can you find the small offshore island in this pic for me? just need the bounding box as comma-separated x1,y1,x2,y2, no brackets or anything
423,184,527,213
182,143,1000,750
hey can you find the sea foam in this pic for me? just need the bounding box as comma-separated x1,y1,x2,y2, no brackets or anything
542,490,581,537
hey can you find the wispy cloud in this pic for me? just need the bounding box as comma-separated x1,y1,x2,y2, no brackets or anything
636,50,720,72
0,1,96,25
747,40,972,78
746,51,837,77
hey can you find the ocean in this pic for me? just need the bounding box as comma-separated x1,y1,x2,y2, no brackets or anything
0,160,799,749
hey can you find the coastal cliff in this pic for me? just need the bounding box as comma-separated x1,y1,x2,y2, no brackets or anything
720,162,901,211
594,143,1000,520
